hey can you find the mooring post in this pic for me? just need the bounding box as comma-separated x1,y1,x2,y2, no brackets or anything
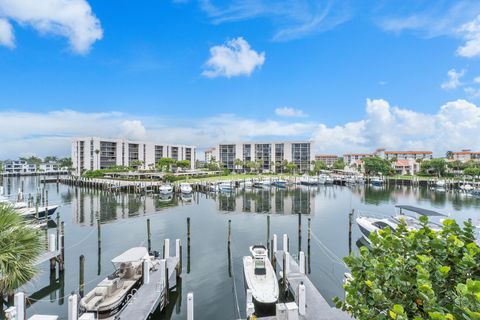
79,255,85,297
176,239,182,277
283,234,288,253
164,238,170,259
50,233,56,271
349,209,354,254
299,251,305,274
147,218,151,252
298,211,302,254
308,218,311,274
246,289,255,318
298,282,306,316
228,219,232,247
60,221,65,271
143,259,150,285
282,251,287,297
267,215,270,251
165,265,170,305
187,292,194,320
14,292,25,320
46,189,49,207
68,293,78,320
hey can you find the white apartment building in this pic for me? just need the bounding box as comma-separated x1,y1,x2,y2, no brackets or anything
452,150,480,162
344,149,433,166
72,137,196,175
204,147,216,162
2,160,65,174
213,141,313,173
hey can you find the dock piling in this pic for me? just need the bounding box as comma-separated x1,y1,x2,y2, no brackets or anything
164,238,170,259
267,215,270,251
143,259,150,285
79,255,85,297
187,292,194,320
283,234,288,252
348,209,354,254
14,292,25,320
299,251,305,274
147,219,151,252
246,289,255,318
68,293,78,320
298,282,306,316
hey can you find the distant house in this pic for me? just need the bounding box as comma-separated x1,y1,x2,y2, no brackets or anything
452,150,480,162
392,159,421,175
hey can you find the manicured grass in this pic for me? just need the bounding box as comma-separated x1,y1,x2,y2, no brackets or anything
180,173,299,183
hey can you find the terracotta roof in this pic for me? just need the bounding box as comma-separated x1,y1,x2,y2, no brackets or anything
315,154,338,158
394,159,414,166
344,153,372,157
385,151,432,154
453,151,480,155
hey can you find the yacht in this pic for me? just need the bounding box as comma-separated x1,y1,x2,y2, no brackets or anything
271,179,287,188
180,183,193,194
356,205,444,242
370,177,384,186
243,245,279,314
80,247,158,319
159,184,173,195
19,205,59,219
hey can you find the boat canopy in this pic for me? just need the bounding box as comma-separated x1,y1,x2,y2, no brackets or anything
111,247,148,264
395,205,445,217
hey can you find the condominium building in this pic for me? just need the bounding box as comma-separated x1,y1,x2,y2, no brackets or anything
204,147,216,162
213,141,313,173
452,150,480,162
315,154,338,166
71,137,196,175
2,160,65,174
343,153,372,165
383,151,432,161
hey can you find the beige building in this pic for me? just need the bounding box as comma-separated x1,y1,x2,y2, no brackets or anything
452,150,480,162
315,154,338,166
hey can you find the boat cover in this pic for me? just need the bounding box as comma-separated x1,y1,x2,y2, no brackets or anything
395,205,445,217
111,247,148,264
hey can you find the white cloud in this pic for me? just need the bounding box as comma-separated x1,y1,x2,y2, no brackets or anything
3,99,480,159
312,98,480,155
202,37,265,78
441,68,465,90
474,76,480,83
456,15,480,57
200,0,351,41
0,17,13,48
0,0,103,54
275,107,306,117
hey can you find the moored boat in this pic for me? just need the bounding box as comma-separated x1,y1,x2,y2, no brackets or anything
243,245,279,315
179,183,193,194
159,184,173,195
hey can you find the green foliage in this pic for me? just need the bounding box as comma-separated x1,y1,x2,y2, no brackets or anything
285,162,298,173
176,160,191,170
58,157,73,168
445,151,453,159
43,156,58,163
156,158,176,172
335,217,480,319
464,167,480,177
333,158,346,170
312,160,328,174
82,165,130,178
363,156,394,176
0,204,43,296
130,160,144,168
19,156,42,165
421,159,447,177
447,160,468,171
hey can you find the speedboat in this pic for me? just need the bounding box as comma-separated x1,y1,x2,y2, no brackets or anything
324,176,334,184
180,183,193,194
243,245,279,314
19,205,59,219
272,180,287,188
370,177,384,186
356,205,444,242
159,184,173,195
80,247,158,319
218,182,234,192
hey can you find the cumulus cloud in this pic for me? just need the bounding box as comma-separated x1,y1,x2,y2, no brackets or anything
202,37,265,78
120,120,146,140
0,18,13,48
275,107,306,117
312,99,480,155
441,68,465,90
0,0,103,53
456,15,480,58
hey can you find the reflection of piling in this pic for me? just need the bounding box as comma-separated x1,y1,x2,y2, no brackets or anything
308,218,311,274
267,215,270,251
227,219,232,247
147,218,151,252
348,210,354,254
187,217,191,274
97,219,102,275
298,211,302,254
60,221,65,271
79,255,85,297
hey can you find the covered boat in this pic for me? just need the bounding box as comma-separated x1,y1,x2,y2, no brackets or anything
80,247,154,319
180,183,193,194
159,184,173,195
243,245,279,314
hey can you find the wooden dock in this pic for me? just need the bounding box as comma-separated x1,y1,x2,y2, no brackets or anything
117,255,180,319
274,250,352,320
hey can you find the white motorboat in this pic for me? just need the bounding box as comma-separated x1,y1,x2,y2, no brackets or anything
356,205,444,242
460,184,474,191
180,183,193,194
370,177,384,186
436,180,446,188
324,176,334,184
159,184,173,195
80,247,158,319
218,182,234,192
19,205,59,219
243,245,279,313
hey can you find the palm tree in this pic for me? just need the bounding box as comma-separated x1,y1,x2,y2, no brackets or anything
0,204,43,303
234,159,243,173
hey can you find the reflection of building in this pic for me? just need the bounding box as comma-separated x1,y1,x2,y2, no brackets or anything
217,188,315,214
452,150,480,162
213,141,313,173
72,137,196,175
315,154,338,166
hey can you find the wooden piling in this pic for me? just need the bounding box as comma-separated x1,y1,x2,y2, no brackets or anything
348,209,354,254
79,255,85,297
228,219,232,247
59,221,65,271
267,215,270,252
147,218,151,252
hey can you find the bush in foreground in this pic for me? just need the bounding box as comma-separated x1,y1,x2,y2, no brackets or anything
334,216,480,319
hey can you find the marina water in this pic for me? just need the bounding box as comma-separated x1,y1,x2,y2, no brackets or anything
3,176,480,320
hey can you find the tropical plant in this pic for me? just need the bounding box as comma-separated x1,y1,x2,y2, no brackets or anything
130,160,144,170
333,158,346,170
363,156,393,176
0,204,43,302
156,158,176,172
335,217,480,319
176,160,191,171
464,167,480,177
234,158,244,173
445,151,453,159
421,159,447,177
285,162,298,174
313,160,328,174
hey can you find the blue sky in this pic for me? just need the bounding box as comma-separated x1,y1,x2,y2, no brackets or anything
1,0,480,158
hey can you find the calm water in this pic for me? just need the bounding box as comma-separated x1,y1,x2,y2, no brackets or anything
2,177,480,320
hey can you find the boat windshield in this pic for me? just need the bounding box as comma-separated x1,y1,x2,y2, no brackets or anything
254,257,266,275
